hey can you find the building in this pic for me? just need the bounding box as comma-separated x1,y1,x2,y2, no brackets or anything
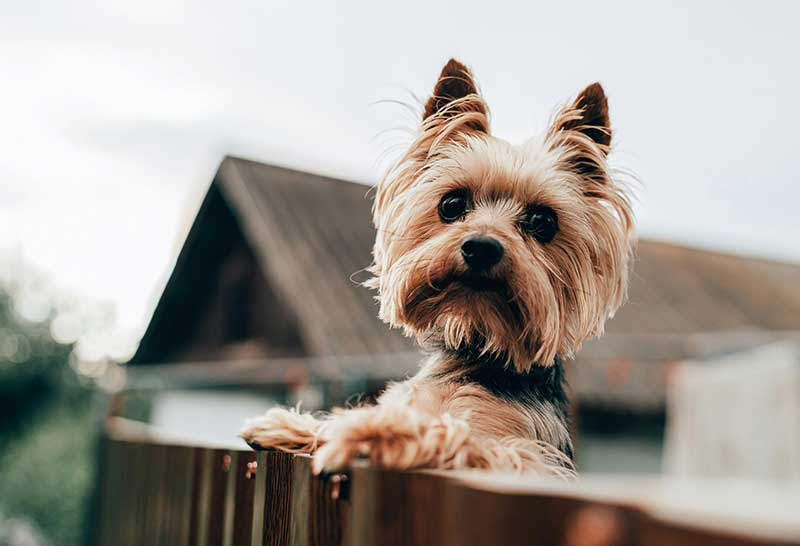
128,157,800,470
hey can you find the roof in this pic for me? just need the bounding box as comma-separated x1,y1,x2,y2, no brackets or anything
610,240,800,334
132,156,800,369
131,157,409,364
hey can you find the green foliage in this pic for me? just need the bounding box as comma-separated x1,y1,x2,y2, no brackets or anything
0,276,99,546
0,394,98,546
0,289,74,431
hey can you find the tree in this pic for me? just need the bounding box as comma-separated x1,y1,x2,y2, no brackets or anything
0,265,99,546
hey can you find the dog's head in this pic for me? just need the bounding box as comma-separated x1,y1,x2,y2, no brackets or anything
368,59,635,372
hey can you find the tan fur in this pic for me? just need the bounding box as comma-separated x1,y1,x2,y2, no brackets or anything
241,59,635,478
241,361,574,477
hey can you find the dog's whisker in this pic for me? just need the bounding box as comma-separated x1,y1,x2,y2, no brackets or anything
243,58,634,479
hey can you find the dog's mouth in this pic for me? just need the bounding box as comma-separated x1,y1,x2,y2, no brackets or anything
403,271,513,320
438,273,508,294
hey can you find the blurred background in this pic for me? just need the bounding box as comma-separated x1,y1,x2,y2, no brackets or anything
1,1,799,545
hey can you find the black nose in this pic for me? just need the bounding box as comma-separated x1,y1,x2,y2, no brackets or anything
461,236,504,272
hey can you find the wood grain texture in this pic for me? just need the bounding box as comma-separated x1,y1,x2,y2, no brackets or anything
231,451,258,546
348,467,447,546
262,451,295,546
205,449,235,546
347,466,800,546
164,444,196,546
190,448,213,546
290,455,311,546
308,463,349,546
92,427,800,546
250,452,268,546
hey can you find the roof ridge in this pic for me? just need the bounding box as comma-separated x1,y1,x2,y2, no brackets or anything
222,155,374,191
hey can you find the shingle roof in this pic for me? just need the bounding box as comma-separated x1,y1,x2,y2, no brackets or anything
610,241,800,335
214,157,410,356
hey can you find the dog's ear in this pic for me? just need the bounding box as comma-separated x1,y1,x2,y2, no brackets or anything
550,83,611,175
555,83,611,149
423,59,489,132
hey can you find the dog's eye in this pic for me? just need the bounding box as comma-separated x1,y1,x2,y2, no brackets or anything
438,190,470,223
522,205,559,243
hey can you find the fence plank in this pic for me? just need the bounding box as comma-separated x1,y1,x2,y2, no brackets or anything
250,452,268,546
203,449,236,546
348,467,446,546
443,481,625,546
262,451,295,546
308,465,349,546
231,451,258,546
191,448,213,546
165,444,196,546
290,455,312,546
92,422,800,546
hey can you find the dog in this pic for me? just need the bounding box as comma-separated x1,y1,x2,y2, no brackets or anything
241,59,634,477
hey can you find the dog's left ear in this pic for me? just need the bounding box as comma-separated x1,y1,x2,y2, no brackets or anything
550,83,611,176
556,83,611,148
423,59,489,133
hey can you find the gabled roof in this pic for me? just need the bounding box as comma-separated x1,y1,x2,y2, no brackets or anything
214,157,410,356
131,157,409,364
132,156,800,365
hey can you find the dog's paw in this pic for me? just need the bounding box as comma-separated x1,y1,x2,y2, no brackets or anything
240,406,325,454
310,406,469,474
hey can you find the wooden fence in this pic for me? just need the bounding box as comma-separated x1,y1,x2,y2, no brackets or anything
91,419,800,546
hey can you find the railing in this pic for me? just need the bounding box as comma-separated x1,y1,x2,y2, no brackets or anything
91,418,800,546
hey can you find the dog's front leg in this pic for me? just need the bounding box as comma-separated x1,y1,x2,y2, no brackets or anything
311,406,576,477
311,404,472,474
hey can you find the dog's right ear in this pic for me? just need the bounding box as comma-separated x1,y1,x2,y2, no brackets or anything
423,59,489,133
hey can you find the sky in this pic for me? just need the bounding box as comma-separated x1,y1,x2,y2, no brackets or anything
1,1,798,361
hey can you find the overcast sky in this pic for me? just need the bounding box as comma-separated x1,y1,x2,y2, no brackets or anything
1,1,798,360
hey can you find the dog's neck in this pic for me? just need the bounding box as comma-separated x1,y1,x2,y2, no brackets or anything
422,346,573,459
427,347,569,407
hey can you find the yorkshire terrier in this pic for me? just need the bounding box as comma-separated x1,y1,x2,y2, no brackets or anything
241,59,634,477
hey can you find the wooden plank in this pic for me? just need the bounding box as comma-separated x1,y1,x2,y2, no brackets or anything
288,453,353,546
250,452,268,546
262,452,295,546
308,464,349,546
289,455,312,546
348,467,446,546
346,465,375,546
165,444,196,546
442,482,629,546
92,436,122,546
128,440,151,546
145,443,168,546
204,449,236,546
91,422,800,546
190,448,213,546
221,451,238,546
231,451,258,546
638,517,800,546
348,467,800,546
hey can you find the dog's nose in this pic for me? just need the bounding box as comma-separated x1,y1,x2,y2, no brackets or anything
461,236,504,272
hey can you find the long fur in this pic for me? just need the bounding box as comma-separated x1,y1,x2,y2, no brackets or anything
368,76,633,370
241,59,635,478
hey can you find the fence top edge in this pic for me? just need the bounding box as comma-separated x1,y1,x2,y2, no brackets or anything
103,419,800,542
377,465,800,542
106,416,247,452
